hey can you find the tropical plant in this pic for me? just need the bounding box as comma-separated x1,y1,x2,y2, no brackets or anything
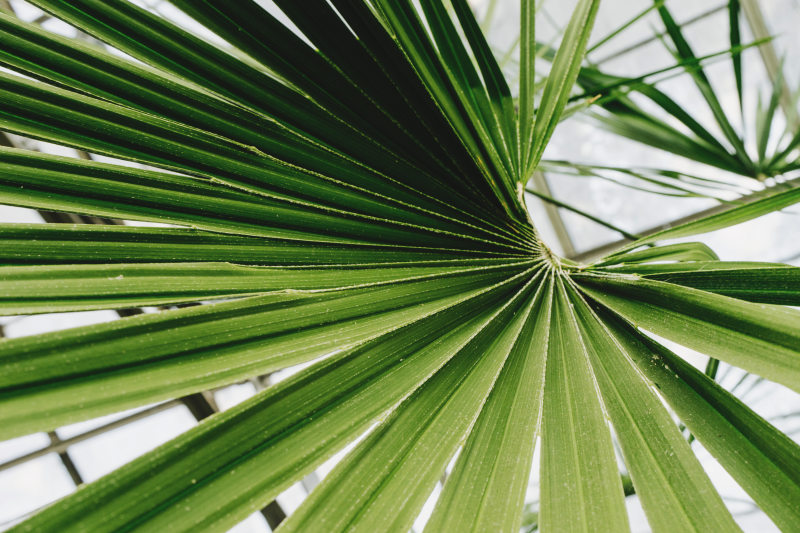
0,1,799,532
539,0,800,202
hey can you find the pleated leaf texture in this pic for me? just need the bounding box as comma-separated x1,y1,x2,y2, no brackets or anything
1,1,799,532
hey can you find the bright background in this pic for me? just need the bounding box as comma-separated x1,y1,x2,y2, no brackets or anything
1,1,799,531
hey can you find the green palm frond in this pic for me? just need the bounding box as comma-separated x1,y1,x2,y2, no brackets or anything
1,1,799,532
564,0,799,184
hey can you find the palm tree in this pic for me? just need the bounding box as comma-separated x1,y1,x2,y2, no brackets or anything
0,1,799,532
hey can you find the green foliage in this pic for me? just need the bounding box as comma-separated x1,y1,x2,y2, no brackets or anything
566,0,799,184
0,1,799,532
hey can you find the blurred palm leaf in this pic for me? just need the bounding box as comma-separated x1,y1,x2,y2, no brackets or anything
0,2,799,532
557,1,799,188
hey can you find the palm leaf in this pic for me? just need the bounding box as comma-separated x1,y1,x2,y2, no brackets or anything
1,2,799,532
561,1,799,186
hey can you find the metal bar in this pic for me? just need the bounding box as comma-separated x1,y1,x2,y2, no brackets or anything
181,392,219,420
0,401,184,473
0,0,14,15
47,431,84,486
529,171,576,257
0,301,85,486
569,176,800,263
0,132,14,148
261,502,288,531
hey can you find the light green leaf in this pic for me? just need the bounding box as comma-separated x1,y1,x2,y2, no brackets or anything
592,242,719,267
569,289,740,532
601,261,800,305
10,286,531,532
601,313,800,532
538,278,629,532
608,183,800,255
278,272,543,533
576,273,800,393
0,265,532,437
518,0,536,171
525,0,600,175
424,277,552,533
0,261,532,315
0,224,521,265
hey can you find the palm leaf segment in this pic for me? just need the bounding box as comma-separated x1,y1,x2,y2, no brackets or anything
0,1,799,531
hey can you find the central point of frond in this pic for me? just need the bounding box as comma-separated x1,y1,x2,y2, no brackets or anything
538,241,559,267
531,239,576,275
